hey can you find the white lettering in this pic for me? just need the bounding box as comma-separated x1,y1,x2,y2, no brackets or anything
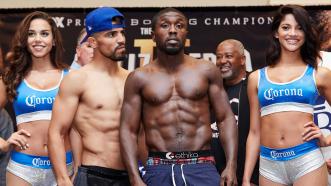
232,18,240,25
298,89,303,96
214,18,221,25
67,19,73,26
166,152,200,159
263,88,304,101
270,150,295,159
143,19,152,25
140,27,152,35
251,17,255,25
204,18,211,25
32,158,51,167
189,18,197,26
131,19,139,26
223,18,230,25
257,17,265,25
75,19,81,26
25,95,55,108
52,17,65,28
243,17,249,25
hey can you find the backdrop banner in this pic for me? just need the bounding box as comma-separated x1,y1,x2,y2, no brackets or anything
1,7,330,69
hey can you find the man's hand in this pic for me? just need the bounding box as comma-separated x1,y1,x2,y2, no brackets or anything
220,164,237,186
131,177,147,186
57,177,73,186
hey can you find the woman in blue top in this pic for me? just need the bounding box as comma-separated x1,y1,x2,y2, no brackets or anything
243,5,331,186
0,11,73,186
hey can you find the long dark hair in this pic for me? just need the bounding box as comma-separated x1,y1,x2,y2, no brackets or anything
3,11,66,101
266,5,320,68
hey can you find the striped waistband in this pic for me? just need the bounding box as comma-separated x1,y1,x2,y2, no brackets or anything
11,151,73,169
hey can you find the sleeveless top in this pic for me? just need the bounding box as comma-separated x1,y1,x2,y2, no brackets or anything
13,69,69,125
258,65,318,116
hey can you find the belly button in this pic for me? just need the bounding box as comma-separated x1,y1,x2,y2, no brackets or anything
280,136,285,140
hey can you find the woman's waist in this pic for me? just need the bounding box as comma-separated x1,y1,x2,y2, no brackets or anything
15,142,72,156
261,132,311,149
16,123,71,152
261,118,313,148
14,132,71,156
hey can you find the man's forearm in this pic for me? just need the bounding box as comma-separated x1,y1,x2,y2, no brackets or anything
121,132,143,184
219,118,238,165
48,133,71,182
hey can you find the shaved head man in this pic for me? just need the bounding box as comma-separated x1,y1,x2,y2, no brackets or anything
212,39,259,185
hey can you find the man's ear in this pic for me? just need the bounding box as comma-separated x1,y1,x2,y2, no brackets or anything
76,47,80,57
87,37,97,48
241,54,246,66
151,30,155,42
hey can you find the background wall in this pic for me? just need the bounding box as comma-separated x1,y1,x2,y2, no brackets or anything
0,0,330,8
1,6,330,71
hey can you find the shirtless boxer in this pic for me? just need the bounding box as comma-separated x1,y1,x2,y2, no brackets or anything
120,8,238,186
48,7,130,186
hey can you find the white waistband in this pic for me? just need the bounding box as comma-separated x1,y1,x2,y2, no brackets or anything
16,111,52,125
261,102,313,116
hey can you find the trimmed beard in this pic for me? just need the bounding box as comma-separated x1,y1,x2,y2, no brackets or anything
109,52,126,61
109,47,126,61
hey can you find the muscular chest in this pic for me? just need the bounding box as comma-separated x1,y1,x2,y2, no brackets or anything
142,72,208,104
81,76,125,110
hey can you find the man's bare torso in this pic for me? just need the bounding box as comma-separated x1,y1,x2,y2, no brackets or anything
137,56,214,152
72,64,128,169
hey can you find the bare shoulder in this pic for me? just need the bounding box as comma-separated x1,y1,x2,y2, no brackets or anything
66,69,88,83
185,55,218,73
248,69,259,82
60,69,88,93
316,66,331,78
125,66,151,87
247,69,259,90
315,66,331,86
188,55,214,67
129,63,155,78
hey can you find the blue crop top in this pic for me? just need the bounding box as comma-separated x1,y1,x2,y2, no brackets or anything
13,69,69,125
258,65,319,116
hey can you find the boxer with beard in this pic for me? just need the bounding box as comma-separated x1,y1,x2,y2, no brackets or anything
48,7,130,186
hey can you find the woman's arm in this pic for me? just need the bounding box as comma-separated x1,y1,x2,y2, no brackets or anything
242,71,261,185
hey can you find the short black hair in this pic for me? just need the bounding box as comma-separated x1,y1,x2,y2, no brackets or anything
151,7,187,31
